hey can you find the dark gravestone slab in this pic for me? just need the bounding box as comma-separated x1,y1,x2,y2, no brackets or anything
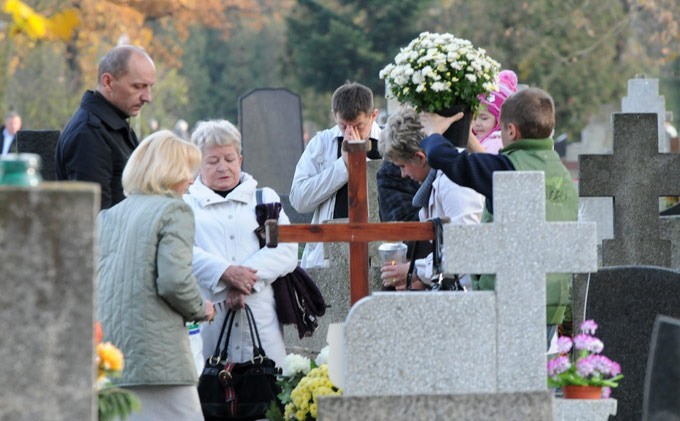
239,88,305,196
583,266,680,421
579,113,680,267
15,130,60,181
643,315,680,421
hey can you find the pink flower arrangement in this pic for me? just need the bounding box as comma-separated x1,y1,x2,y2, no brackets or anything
547,320,623,391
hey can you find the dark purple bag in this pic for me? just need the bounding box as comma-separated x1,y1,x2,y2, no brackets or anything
254,190,327,339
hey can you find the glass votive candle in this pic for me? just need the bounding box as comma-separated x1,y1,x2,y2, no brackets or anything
378,242,407,267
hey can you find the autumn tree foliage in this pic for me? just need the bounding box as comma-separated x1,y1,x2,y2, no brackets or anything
1,0,265,128
2,0,263,96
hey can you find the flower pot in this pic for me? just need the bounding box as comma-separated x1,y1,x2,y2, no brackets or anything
433,104,474,148
562,385,603,399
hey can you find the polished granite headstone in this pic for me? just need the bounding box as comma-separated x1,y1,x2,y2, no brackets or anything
579,113,680,267
16,130,60,181
642,315,680,421
583,266,680,421
239,88,304,195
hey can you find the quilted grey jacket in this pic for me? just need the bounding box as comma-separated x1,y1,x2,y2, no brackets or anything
97,194,206,386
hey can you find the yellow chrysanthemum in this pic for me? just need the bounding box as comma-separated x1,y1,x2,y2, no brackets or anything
284,362,342,419
295,409,306,420
97,342,125,373
284,403,294,420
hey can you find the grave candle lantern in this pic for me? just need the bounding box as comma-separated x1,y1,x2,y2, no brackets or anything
378,242,407,267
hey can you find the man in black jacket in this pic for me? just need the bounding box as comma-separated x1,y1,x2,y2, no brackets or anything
56,45,156,209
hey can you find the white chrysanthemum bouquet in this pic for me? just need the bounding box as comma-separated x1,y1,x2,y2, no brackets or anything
380,32,500,113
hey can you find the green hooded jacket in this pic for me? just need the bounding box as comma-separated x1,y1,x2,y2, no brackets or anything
475,138,579,325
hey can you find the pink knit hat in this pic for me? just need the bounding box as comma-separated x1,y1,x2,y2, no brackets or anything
479,70,518,122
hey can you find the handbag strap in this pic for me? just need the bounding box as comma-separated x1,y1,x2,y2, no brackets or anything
405,241,420,291
243,304,267,359
430,217,445,275
209,307,236,360
406,217,444,290
219,304,267,361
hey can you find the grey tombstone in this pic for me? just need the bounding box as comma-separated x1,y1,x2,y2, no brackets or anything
341,172,597,396
239,88,304,195
579,113,680,267
239,88,309,224
15,130,60,181
0,182,100,421
583,266,680,421
621,77,668,153
319,172,605,420
442,171,598,392
344,292,497,396
642,315,680,421
660,215,680,271
319,392,554,421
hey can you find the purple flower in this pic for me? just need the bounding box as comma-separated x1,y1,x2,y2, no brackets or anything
557,336,573,354
547,356,571,377
573,334,604,353
602,387,611,398
580,320,598,335
609,360,621,376
575,355,596,377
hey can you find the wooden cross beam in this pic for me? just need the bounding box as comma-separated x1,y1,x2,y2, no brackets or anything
266,139,445,305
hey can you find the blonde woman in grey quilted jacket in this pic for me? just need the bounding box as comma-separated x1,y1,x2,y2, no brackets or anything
97,130,214,421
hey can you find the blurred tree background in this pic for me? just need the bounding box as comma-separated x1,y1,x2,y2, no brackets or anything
1,0,678,141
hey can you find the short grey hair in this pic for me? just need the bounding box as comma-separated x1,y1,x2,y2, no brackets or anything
378,106,425,162
97,45,151,83
190,119,242,154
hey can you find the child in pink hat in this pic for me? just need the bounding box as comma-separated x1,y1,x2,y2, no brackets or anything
471,70,518,154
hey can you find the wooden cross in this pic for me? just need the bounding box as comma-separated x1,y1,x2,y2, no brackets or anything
266,139,444,305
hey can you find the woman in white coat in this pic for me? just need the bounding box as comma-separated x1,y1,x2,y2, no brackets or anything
184,119,298,368
378,107,484,290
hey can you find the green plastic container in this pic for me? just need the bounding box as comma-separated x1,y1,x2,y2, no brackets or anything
0,153,42,187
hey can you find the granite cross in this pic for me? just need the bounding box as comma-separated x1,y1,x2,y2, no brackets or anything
579,113,680,267
440,171,597,392
265,140,444,305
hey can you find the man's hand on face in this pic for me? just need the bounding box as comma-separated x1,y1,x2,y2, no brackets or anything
343,124,362,141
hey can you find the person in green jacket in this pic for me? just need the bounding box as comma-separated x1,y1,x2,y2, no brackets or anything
419,87,579,348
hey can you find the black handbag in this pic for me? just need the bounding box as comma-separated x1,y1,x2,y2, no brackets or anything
197,304,282,421
406,217,465,292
